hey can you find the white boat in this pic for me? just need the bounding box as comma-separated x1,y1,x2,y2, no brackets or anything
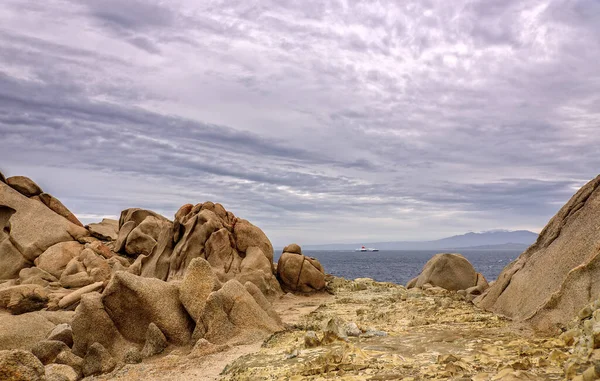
355,246,378,252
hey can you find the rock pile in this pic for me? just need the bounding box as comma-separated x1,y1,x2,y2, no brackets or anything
406,253,489,298
477,175,600,332
119,202,282,298
0,172,325,377
276,244,326,293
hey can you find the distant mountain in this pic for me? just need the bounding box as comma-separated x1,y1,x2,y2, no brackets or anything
444,243,531,251
302,230,538,251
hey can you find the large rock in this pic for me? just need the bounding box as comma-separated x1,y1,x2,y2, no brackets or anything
0,349,45,381
38,193,83,227
86,219,118,241
0,170,5,184
277,247,326,293
44,364,79,381
71,292,130,359
0,284,49,314
179,257,220,322
0,182,89,264
0,206,29,281
0,311,74,351
477,175,600,332
120,203,281,298
407,253,483,291
34,241,83,279
101,271,194,346
82,342,116,377
194,279,283,345
6,176,42,197
31,340,69,364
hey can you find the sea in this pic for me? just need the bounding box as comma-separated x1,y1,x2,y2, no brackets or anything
274,250,521,285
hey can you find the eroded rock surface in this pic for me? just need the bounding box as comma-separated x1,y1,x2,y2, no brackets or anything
407,252,487,292
477,175,600,333
277,244,326,293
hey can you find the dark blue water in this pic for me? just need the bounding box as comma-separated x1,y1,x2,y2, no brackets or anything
275,250,520,285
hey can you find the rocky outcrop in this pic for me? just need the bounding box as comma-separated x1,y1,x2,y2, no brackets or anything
0,284,49,314
0,181,89,279
101,271,194,347
121,202,281,298
0,311,73,351
86,219,118,241
37,193,83,227
276,244,326,293
406,253,487,292
476,175,600,333
193,279,283,345
6,176,42,197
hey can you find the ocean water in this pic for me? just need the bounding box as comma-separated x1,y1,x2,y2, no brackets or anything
274,250,521,285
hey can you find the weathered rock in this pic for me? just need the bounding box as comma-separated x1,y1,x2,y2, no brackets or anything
86,219,118,241
407,253,481,291
233,218,274,264
277,248,326,293
44,363,79,381
283,243,302,255
101,271,193,346
38,193,83,227
6,176,42,197
86,241,113,259
0,170,5,184
0,349,45,381
140,323,167,358
114,221,136,253
0,284,49,314
47,324,73,348
82,342,116,377
71,292,130,359
0,206,29,281
35,241,83,279
31,340,69,364
79,248,111,283
19,267,59,287
194,279,283,345
54,350,83,373
304,331,321,348
123,348,142,364
59,272,94,289
244,281,281,325
477,175,600,332
345,322,361,337
0,311,73,351
322,317,348,344
179,257,220,322
0,182,89,264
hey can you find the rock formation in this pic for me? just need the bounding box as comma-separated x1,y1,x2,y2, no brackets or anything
276,243,326,293
0,173,317,377
477,175,600,332
120,202,282,298
406,253,488,292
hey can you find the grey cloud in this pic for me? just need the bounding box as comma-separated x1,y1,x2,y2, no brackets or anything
0,0,599,245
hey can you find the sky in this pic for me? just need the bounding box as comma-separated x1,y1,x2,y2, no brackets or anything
0,0,599,246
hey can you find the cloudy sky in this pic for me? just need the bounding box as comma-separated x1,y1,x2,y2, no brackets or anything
0,0,599,246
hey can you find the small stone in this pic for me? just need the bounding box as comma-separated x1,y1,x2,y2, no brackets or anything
141,323,168,358
286,349,299,359
44,364,78,381
438,354,460,364
31,340,69,365
124,348,143,364
322,317,347,344
304,331,321,348
47,324,73,348
344,322,361,337
580,306,594,320
54,350,83,373
82,342,116,377
0,350,45,381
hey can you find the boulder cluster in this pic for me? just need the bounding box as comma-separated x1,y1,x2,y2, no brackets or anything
276,243,326,293
0,171,327,379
